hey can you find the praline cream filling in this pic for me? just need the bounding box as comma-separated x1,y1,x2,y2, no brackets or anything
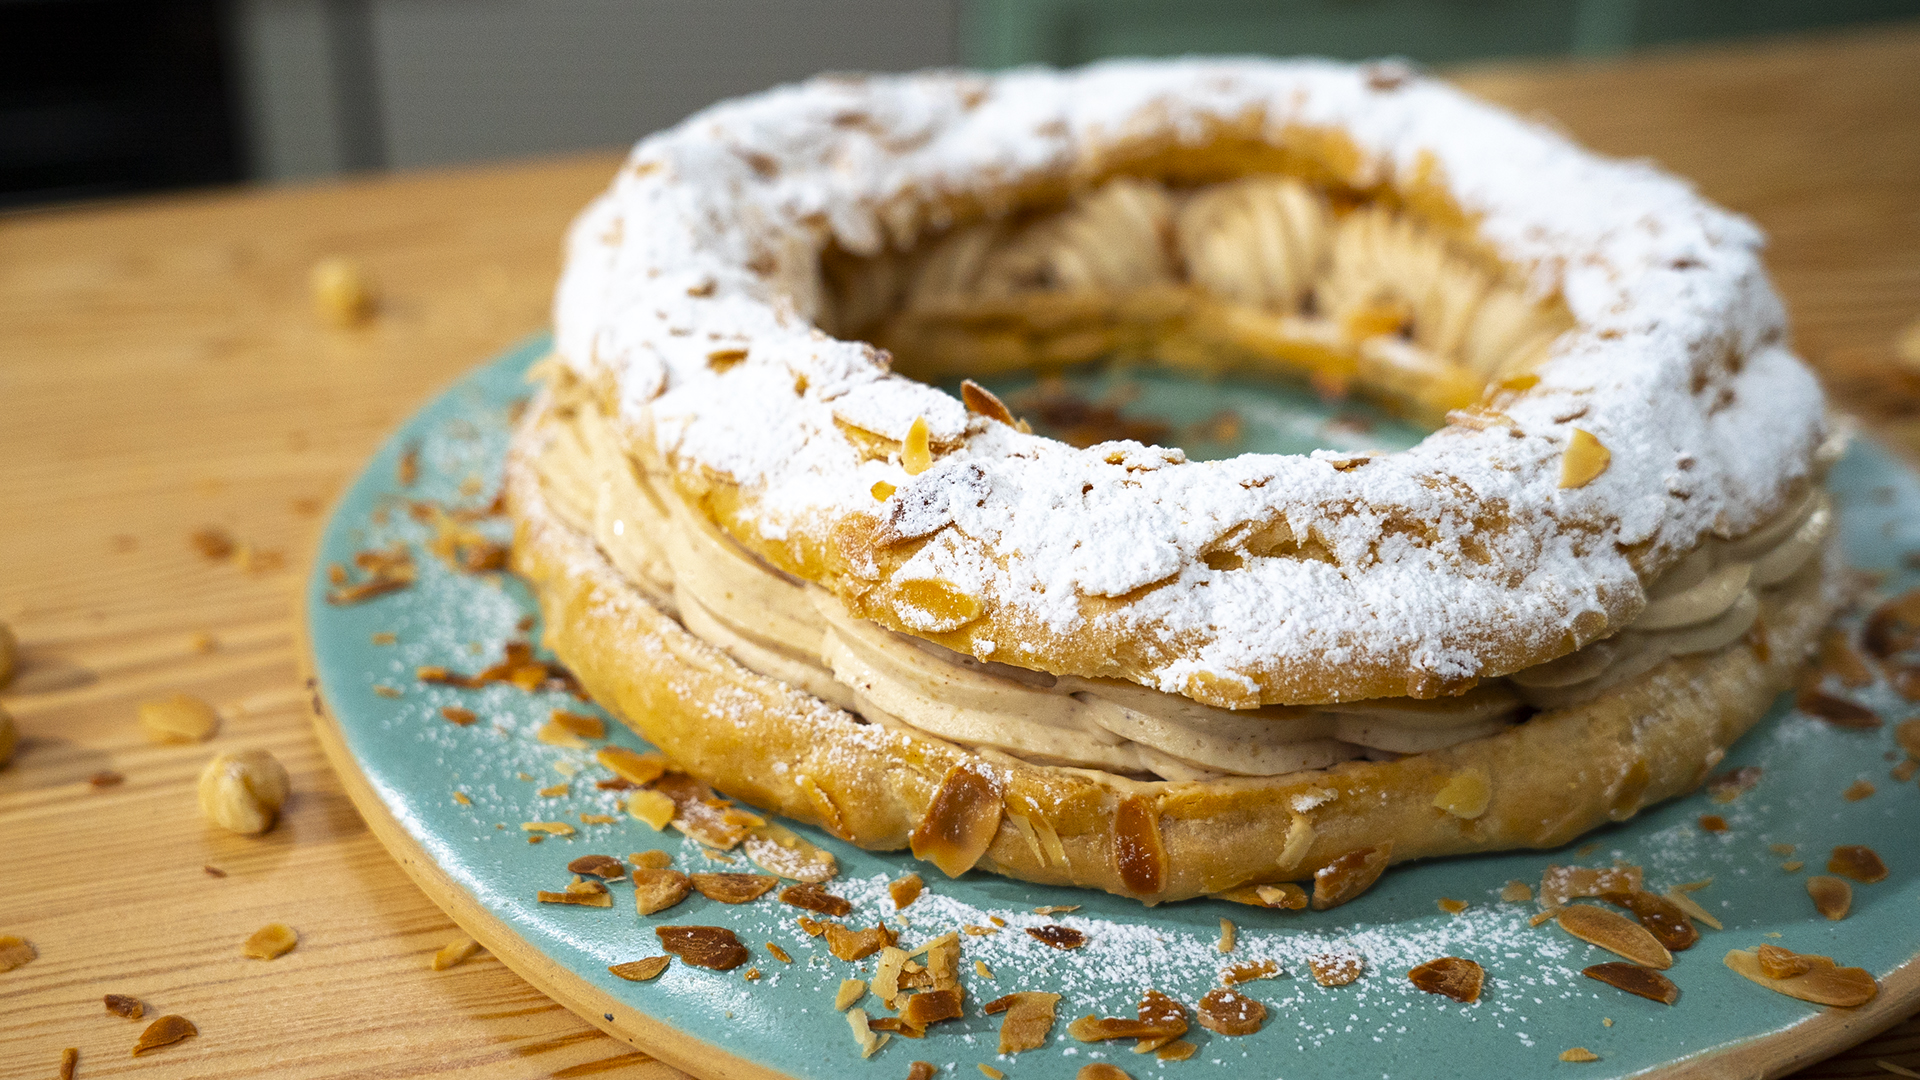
534,396,1828,782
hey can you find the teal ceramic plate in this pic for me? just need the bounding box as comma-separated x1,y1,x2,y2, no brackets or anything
307,335,1920,1080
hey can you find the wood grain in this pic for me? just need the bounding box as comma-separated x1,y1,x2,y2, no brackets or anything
2,23,1918,1079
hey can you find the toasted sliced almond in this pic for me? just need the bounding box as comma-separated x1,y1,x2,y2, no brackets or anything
1664,888,1723,931
242,922,298,959
596,746,667,786
433,936,481,970
1556,904,1673,969
633,867,692,915
1828,845,1889,883
1757,944,1813,979
908,762,1003,878
656,926,748,970
742,821,838,882
1224,958,1282,986
1217,917,1235,954
835,979,867,1010
626,789,676,830
132,1014,197,1056
1500,880,1533,903
1807,876,1852,921
631,849,673,870
139,693,220,744
0,935,35,972
689,872,777,904
1407,956,1483,1003
1075,1067,1128,1080
1560,1048,1600,1063
1725,947,1878,1007
1308,951,1364,987
902,416,933,474
779,882,853,916
1312,843,1392,910
1156,1040,1198,1062
1582,962,1679,1005
1600,891,1698,951
890,873,925,909
1540,864,1644,909
903,988,965,1028
823,922,896,962
1027,925,1086,950
908,1061,938,1080
568,855,626,879
521,821,575,837
609,956,671,981
1196,987,1266,1036
1559,429,1610,488
104,994,144,1019
982,991,1060,1054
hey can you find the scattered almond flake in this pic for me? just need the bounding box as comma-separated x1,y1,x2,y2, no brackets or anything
1560,1048,1600,1063
1603,1018,1614,1027
595,746,667,787
690,873,778,904
1783,860,1805,872
654,773,752,850
1217,917,1236,954
1196,987,1266,1036
1829,845,1889,883
328,544,416,605
847,1008,887,1058
984,991,1060,1054
568,855,627,880
539,885,612,908
1770,843,1797,856
989,916,1007,927
440,706,477,726
908,1062,937,1080
1246,883,1309,909
1067,990,1188,1043
1796,690,1882,729
1500,881,1533,903
433,936,481,970
59,1048,76,1080
526,834,545,845
516,771,533,781
1808,876,1853,920
834,979,868,1010
104,994,144,1019
1528,910,1558,928
1582,962,1679,1005
1844,779,1877,801
536,719,590,750
742,822,839,883
1155,1039,1198,1062
978,1066,1003,1080
1725,947,1879,1007
1664,889,1724,930
1600,891,1698,951
1313,844,1392,910
537,782,570,798
633,867,692,915
451,791,471,806
763,942,792,964
798,916,825,937
887,873,926,910
373,685,403,698
1437,898,1468,915
242,923,298,960
596,777,638,791
657,925,749,970
1028,924,1086,950
1223,958,1282,986
1706,765,1763,803
137,693,220,744
1698,814,1729,833
779,882,853,916
1407,956,1483,1003
626,790,676,830
579,813,616,825
203,864,226,877
371,631,398,645
824,922,897,961
1757,944,1814,979
1893,759,1919,782
521,821,575,836
630,850,673,869
744,967,762,981
903,987,966,1028
962,924,999,936
1557,904,1673,968
1308,952,1364,987
975,960,994,979
610,955,671,981
132,1014,198,1055
701,849,738,864
1032,904,1081,916
1074,1067,1128,1080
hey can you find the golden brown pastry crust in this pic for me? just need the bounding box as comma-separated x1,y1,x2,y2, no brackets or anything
507,405,1843,904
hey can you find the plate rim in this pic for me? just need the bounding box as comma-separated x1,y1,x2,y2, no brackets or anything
297,335,1920,1080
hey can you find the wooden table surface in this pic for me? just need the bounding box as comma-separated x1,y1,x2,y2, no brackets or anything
4,23,1919,1080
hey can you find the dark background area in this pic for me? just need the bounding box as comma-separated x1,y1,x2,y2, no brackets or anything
3,0,1917,211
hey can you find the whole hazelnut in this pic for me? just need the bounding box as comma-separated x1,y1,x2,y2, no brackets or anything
197,750,290,835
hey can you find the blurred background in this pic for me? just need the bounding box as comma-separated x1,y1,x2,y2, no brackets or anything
4,0,1918,210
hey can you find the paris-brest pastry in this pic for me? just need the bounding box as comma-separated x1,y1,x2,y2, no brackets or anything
505,59,1841,905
